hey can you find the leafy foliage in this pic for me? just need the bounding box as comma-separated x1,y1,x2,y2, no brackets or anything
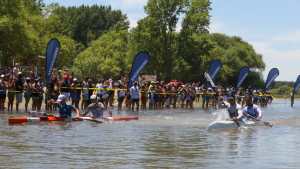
0,0,266,87
46,5,129,46
72,30,129,79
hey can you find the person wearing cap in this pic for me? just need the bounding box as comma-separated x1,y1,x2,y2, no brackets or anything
242,96,262,121
56,94,80,119
83,95,107,118
129,81,140,111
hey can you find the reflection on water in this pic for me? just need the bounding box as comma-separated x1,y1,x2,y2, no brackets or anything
0,99,300,169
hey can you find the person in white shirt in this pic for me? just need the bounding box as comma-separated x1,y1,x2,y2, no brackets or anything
130,82,140,112
242,96,262,121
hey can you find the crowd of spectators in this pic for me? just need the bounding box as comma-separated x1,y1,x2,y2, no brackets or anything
0,65,273,113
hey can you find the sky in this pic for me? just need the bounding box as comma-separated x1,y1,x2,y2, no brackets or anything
44,0,300,81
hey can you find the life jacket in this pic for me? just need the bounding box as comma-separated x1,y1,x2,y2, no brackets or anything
58,104,74,118
244,105,260,118
227,105,239,118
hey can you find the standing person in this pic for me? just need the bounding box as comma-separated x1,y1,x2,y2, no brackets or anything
81,78,90,110
130,82,140,112
95,79,104,102
60,75,70,100
178,85,186,108
36,79,44,111
186,86,196,109
15,72,24,112
23,77,32,112
87,78,94,105
140,84,148,110
117,83,126,111
148,83,155,109
46,75,59,112
164,85,171,108
7,75,15,112
70,78,81,109
108,78,115,107
170,85,177,108
101,81,110,109
31,78,42,111
0,75,7,111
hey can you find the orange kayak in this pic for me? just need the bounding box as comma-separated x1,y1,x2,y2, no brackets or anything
8,115,138,124
8,116,83,125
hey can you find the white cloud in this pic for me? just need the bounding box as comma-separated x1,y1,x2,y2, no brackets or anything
210,19,300,81
251,40,300,81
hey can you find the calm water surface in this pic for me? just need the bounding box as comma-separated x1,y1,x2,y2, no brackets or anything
1,99,300,169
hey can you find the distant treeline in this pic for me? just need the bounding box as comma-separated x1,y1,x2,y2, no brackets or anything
0,0,265,87
271,81,297,97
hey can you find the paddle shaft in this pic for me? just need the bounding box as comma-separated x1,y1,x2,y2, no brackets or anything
244,113,272,127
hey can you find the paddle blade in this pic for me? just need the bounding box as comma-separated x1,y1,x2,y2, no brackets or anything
236,66,250,88
45,38,60,84
208,60,222,80
265,68,279,90
128,51,150,88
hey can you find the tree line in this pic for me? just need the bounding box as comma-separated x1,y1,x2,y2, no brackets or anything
0,0,265,87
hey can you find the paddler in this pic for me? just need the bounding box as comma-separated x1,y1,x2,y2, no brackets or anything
242,96,262,121
55,94,80,119
83,94,107,119
224,97,242,126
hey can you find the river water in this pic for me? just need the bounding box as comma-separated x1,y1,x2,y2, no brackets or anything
0,99,300,169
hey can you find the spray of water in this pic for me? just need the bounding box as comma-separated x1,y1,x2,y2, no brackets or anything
212,109,229,121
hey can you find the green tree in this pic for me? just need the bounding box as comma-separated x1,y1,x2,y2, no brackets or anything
46,4,129,46
176,0,212,80
0,0,44,66
209,33,265,86
130,0,186,80
72,30,129,79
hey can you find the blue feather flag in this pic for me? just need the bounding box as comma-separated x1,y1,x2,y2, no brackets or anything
128,52,150,88
265,68,279,90
208,60,222,80
45,39,60,84
236,67,250,88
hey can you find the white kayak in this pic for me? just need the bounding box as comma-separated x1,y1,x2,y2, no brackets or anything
208,119,256,130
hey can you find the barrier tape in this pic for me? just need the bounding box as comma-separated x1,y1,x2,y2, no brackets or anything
0,87,282,98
